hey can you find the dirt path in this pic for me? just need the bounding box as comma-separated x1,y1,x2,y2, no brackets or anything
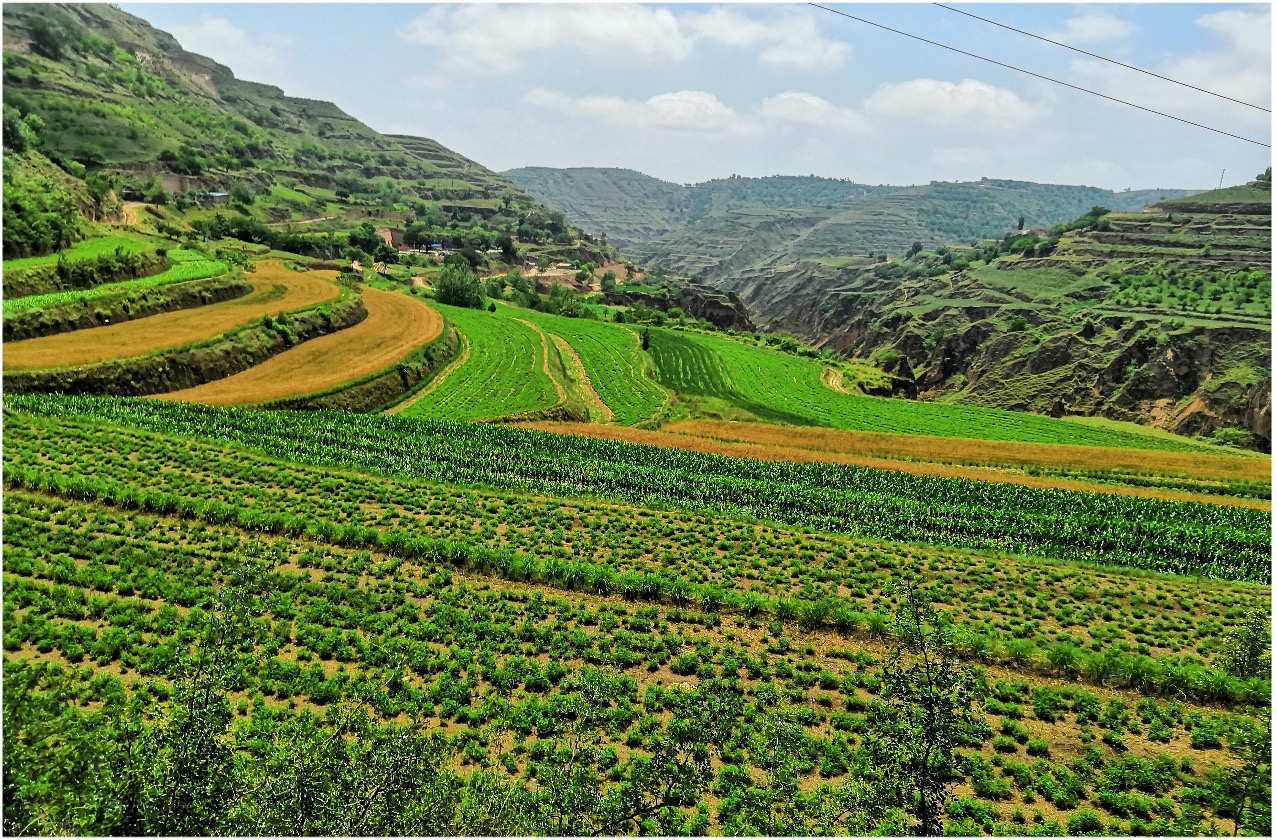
156,286,443,406
387,327,470,415
514,317,567,406
4,262,339,371
119,202,146,226
821,366,851,394
549,333,614,422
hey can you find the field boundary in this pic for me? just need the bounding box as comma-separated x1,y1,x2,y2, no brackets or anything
264,322,460,413
3,272,250,342
3,291,366,397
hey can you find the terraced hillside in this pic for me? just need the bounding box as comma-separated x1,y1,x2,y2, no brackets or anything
706,180,1272,450
4,395,1270,836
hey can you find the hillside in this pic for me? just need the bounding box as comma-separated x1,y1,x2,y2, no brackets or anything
1,2,614,271
714,179,1272,449
504,166,1196,269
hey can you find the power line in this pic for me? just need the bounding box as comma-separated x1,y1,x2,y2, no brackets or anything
934,3,1270,113
808,3,1270,149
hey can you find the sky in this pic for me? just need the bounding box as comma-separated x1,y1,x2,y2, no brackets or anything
120,3,1272,190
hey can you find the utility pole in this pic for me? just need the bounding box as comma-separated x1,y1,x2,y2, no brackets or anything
1219,169,1226,189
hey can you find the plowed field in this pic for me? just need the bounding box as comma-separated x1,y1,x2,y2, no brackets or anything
3,262,340,371
155,286,442,406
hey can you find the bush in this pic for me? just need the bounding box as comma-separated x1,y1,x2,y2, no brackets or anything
1067,809,1106,836
434,262,486,309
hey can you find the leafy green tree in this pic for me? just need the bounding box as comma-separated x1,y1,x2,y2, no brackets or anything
229,182,254,208
434,261,486,309
348,221,381,254
1221,608,1270,679
865,583,989,836
600,269,618,293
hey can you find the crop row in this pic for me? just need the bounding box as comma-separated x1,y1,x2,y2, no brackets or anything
3,489,1264,836
401,303,560,421
3,410,1270,704
647,327,1204,451
517,310,668,425
3,258,230,316
12,396,1268,582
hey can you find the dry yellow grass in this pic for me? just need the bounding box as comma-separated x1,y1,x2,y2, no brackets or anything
665,419,1271,483
517,421,1270,509
3,261,340,371
156,286,442,406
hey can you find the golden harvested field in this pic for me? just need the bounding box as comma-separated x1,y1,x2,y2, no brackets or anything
2,262,340,371
518,420,1271,509
664,420,1270,482
156,285,442,406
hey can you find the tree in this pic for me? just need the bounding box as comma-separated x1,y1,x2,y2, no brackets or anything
1221,608,1270,679
434,261,486,309
600,269,618,293
1017,215,1025,231
865,583,989,836
640,327,651,351
348,221,381,254
229,183,254,208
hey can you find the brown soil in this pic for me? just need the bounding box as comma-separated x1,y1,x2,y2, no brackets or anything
3,262,340,371
155,286,442,406
515,421,1270,509
119,202,146,226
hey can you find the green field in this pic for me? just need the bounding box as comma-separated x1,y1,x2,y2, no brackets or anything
399,303,562,421
1,233,155,271
516,309,668,425
3,394,1270,836
647,328,1206,450
2,258,231,316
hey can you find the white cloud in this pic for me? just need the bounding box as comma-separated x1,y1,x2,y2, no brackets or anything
169,15,293,86
1046,12,1133,45
756,92,866,132
402,5,692,77
685,7,850,71
1068,6,1270,126
523,88,745,134
402,5,848,79
864,79,1041,131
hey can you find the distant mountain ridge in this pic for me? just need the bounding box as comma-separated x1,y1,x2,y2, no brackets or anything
504,166,1199,276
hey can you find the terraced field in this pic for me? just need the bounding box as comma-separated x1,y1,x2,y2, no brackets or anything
398,303,562,421
0,233,153,271
2,254,229,317
516,309,668,425
646,328,1211,451
155,284,441,406
4,395,1271,836
3,261,337,370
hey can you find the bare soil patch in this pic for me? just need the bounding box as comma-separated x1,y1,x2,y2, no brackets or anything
4,262,340,371
156,286,442,406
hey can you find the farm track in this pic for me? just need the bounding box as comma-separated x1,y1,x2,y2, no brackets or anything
516,421,1270,509
550,333,614,422
155,285,442,406
515,317,568,407
2,262,339,371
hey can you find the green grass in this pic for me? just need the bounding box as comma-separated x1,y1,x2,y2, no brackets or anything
517,310,669,425
400,302,561,421
649,328,1208,450
2,259,230,316
1,234,154,271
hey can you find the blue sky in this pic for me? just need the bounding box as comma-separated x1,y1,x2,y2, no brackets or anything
122,3,1271,190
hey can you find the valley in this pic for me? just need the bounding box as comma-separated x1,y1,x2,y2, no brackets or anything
1,3,1270,838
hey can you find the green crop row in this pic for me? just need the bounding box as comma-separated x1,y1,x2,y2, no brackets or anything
648,328,1205,451
400,303,560,421
3,259,230,316
7,396,1270,583
516,310,668,425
